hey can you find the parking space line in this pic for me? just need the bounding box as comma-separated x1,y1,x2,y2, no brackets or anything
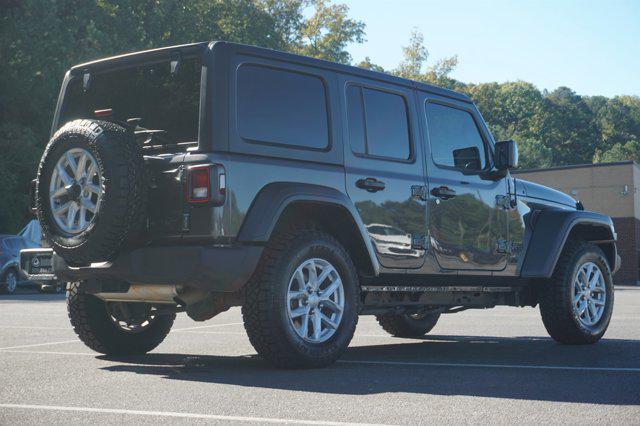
338,359,640,372
0,325,69,330
0,403,391,425
0,339,79,350
0,350,95,356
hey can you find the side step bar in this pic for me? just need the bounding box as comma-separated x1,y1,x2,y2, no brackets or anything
361,286,517,293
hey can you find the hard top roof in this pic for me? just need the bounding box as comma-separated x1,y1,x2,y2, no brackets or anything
69,41,471,103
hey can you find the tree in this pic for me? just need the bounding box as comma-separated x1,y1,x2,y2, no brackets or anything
596,139,640,163
294,0,365,64
356,57,386,73
393,29,458,86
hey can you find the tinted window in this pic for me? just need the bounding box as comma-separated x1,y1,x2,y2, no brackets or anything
346,85,366,154
238,65,329,150
61,57,201,144
426,103,487,171
363,88,410,159
346,86,411,160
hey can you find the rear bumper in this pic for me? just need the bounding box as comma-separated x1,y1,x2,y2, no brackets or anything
53,244,264,293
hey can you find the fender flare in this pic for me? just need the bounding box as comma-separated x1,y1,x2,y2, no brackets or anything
237,182,380,275
520,209,617,278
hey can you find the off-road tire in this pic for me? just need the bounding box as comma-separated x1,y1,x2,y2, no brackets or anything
539,240,614,344
376,312,440,337
242,226,360,368
36,119,146,266
67,281,175,355
0,268,19,294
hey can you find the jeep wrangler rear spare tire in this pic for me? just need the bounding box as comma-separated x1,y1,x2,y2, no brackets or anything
376,311,440,337
36,119,145,265
242,226,360,368
67,280,175,355
539,241,614,344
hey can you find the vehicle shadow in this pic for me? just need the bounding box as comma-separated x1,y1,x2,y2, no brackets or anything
99,334,640,405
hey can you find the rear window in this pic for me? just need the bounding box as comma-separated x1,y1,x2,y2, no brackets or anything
60,56,202,145
237,64,329,150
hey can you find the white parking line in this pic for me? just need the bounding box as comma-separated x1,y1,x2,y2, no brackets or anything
0,325,69,330
0,339,79,350
0,403,391,426
338,359,640,372
0,312,66,317
0,350,94,356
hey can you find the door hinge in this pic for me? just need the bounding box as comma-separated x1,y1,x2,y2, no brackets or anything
496,239,512,254
411,234,427,250
411,185,427,201
496,194,516,210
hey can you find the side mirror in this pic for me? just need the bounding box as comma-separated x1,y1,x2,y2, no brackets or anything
494,140,518,171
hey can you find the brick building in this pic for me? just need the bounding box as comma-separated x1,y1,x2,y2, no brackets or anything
513,161,640,285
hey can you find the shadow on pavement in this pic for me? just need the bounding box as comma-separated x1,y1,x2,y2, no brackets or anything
99,334,640,405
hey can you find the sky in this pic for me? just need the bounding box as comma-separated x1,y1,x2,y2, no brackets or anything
344,0,640,97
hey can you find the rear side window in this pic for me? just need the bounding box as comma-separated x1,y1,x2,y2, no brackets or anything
237,64,329,150
425,103,487,171
346,85,411,160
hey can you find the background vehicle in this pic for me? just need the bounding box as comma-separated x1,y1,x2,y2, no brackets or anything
21,42,619,368
1,221,65,294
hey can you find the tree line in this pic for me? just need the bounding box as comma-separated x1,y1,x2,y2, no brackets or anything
1,1,639,233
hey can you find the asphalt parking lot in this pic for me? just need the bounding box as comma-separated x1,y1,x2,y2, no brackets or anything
1,287,639,425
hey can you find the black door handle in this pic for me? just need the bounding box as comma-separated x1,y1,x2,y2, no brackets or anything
356,177,386,192
431,186,456,200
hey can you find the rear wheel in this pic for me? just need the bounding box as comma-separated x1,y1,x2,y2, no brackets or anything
0,269,18,294
242,227,360,368
376,311,440,337
539,241,614,344
67,280,175,355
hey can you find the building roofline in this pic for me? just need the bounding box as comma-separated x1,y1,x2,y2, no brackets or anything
512,161,637,174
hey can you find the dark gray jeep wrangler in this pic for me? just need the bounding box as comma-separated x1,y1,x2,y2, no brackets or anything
21,42,620,368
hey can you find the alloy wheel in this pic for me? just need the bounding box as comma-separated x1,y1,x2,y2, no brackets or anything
49,148,102,234
286,258,345,343
572,261,607,327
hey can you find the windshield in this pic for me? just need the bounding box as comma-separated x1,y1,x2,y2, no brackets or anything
59,56,202,145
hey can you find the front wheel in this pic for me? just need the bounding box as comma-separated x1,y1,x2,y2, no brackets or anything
539,241,614,344
67,280,175,355
242,227,360,368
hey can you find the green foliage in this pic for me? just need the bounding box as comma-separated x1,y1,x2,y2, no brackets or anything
294,0,365,64
393,29,459,87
